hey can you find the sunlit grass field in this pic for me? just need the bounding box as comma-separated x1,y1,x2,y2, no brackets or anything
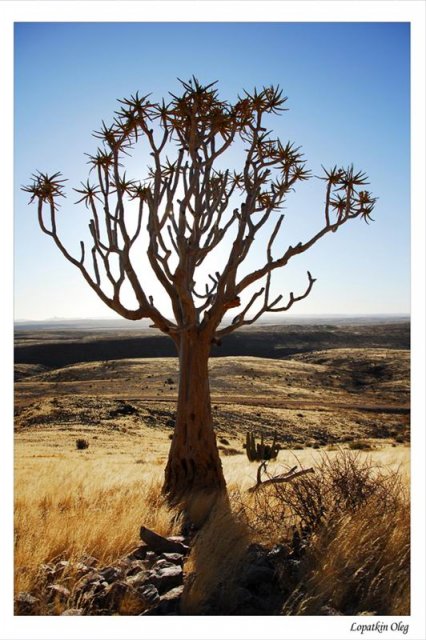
14,344,410,615
15,429,410,614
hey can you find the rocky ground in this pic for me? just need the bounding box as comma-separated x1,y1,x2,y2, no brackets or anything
15,531,188,616
15,525,318,617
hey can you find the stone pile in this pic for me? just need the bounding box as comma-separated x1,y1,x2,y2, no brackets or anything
15,531,190,616
15,525,337,616
196,542,288,616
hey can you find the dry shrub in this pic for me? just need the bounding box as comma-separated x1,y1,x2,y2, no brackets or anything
75,438,89,450
348,439,373,451
231,484,294,548
282,492,409,615
281,451,402,527
234,450,409,616
236,451,404,544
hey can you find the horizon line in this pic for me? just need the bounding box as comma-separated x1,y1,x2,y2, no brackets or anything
15,312,411,324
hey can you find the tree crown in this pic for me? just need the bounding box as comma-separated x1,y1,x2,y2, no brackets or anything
23,78,376,341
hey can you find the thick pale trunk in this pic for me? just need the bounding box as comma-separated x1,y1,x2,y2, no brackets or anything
163,331,226,502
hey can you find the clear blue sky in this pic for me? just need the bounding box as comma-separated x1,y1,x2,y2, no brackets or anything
14,22,410,320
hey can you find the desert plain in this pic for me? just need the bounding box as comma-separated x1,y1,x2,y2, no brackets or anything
14,317,410,615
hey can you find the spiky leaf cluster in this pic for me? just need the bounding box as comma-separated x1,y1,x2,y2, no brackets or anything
322,165,377,223
22,171,67,209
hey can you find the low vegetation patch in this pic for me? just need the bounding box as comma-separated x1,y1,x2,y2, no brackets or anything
348,439,374,451
182,451,409,616
76,438,89,450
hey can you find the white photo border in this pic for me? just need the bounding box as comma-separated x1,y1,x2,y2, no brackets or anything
1,2,424,639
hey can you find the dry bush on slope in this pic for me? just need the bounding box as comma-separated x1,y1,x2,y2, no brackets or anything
183,451,409,615
281,494,409,615
231,451,404,543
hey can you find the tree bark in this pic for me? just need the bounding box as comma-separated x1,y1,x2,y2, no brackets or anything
163,330,226,503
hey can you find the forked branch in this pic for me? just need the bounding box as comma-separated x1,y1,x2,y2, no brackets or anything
248,461,315,493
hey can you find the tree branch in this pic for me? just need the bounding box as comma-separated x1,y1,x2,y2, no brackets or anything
248,461,315,493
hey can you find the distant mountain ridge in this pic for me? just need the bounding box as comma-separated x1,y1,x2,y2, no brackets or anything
14,320,410,368
14,314,410,332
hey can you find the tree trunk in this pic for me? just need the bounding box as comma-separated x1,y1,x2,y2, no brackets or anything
163,330,226,503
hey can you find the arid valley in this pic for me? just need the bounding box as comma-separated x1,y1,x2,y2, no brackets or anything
14,318,410,616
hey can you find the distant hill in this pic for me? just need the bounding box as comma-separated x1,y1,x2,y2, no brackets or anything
14,320,410,368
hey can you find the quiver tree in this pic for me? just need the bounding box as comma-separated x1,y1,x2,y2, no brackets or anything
23,78,376,505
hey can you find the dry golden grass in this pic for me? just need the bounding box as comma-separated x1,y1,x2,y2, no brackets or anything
14,455,180,597
282,495,409,615
15,419,410,604
14,442,410,616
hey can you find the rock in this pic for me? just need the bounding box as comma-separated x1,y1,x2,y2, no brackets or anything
160,585,184,601
115,557,132,570
141,585,184,615
138,584,161,607
125,571,153,589
99,566,122,583
267,544,289,563
73,570,102,594
80,554,98,567
73,562,91,578
126,560,147,577
61,608,84,616
167,535,187,544
246,543,271,563
38,563,56,583
99,581,127,609
319,605,342,615
241,564,275,587
151,558,174,571
140,526,189,555
127,545,150,561
53,559,70,578
78,581,108,610
150,564,183,594
40,562,55,575
161,552,184,565
73,574,110,614
157,585,184,614
47,584,71,602
287,558,301,577
103,580,160,615
14,592,39,615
